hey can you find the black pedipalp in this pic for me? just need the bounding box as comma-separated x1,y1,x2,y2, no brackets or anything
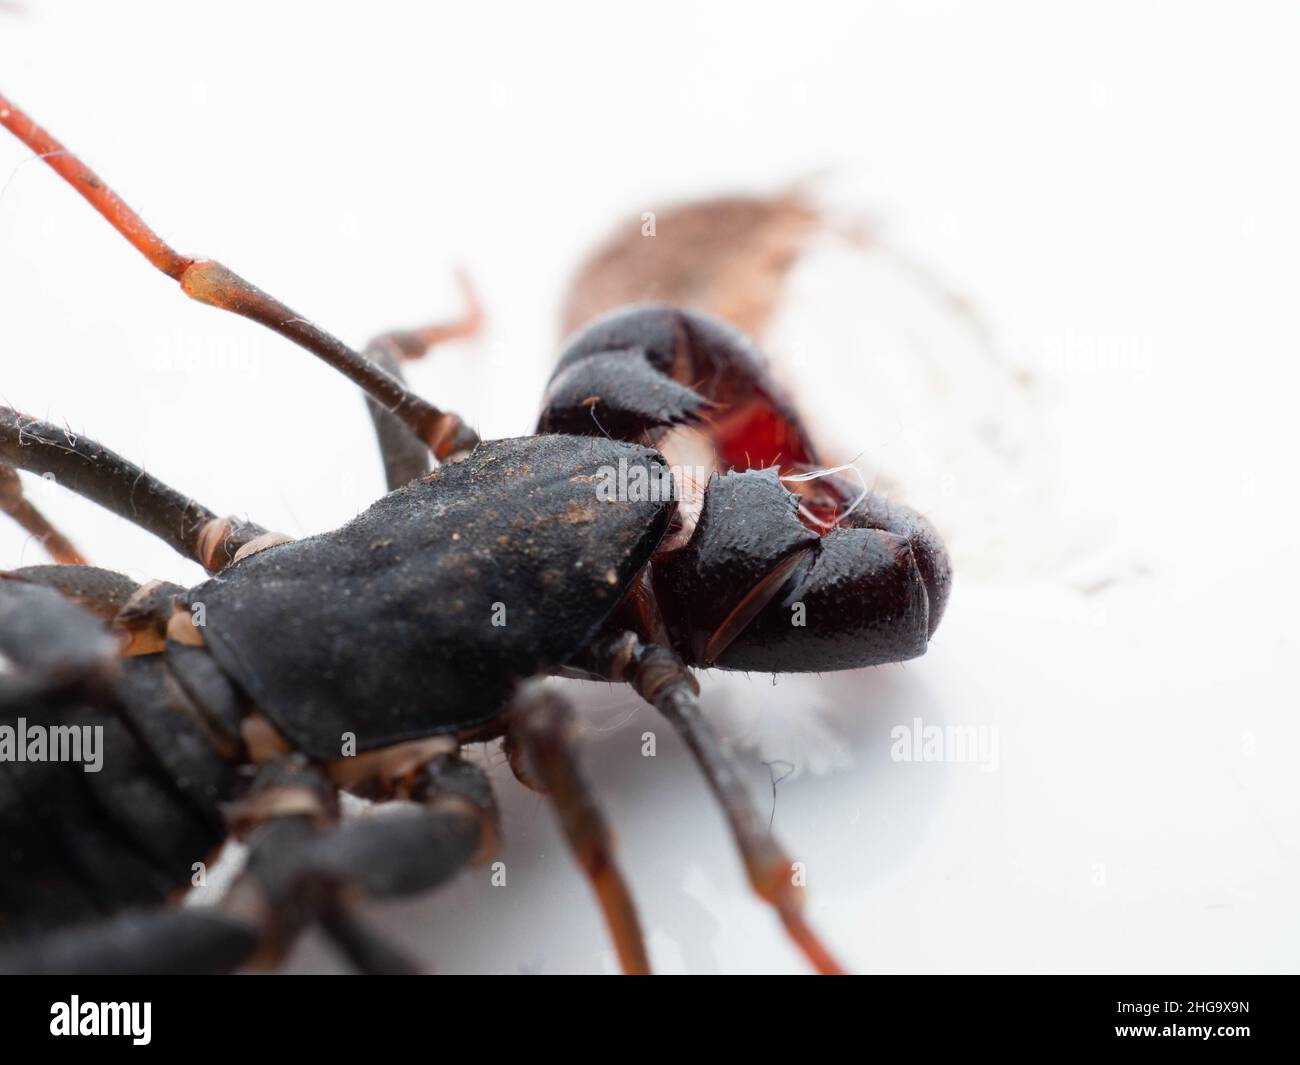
538,348,710,439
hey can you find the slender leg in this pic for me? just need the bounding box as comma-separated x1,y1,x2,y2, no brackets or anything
582,633,845,974
0,464,86,564
364,271,484,490
0,406,269,573
367,271,483,364
505,682,652,975
0,92,477,462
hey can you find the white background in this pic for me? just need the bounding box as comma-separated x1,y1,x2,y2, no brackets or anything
1,1,1297,973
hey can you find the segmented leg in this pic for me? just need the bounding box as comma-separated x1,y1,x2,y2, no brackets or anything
0,464,85,564
365,270,484,490
0,407,270,573
505,682,651,975
582,632,845,974
228,747,498,972
2,746,498,975
0,92,477,462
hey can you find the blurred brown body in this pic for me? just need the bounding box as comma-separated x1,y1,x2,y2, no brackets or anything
562,194,819,340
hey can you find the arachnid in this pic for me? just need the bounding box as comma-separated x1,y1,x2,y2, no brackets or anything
0,92,950,975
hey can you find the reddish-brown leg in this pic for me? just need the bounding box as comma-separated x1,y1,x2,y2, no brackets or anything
506,683,652,975
585,633,845,975
0,92,477,463
0,464,86,564
364,271,484,490
366,271,484,364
